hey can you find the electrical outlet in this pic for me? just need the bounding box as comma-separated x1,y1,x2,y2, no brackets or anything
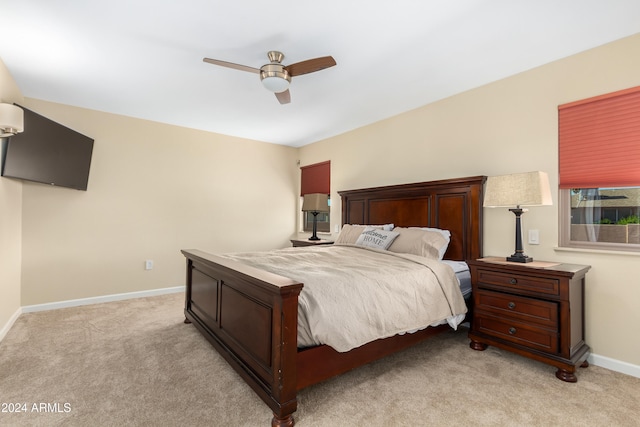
145,260,154,270
528,229,540,245
334,224,340,233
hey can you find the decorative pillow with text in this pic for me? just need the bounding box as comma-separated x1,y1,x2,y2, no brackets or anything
334,224,394,245
354,227,400,250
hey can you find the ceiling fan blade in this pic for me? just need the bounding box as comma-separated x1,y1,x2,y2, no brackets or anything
203,58,260,74
275,89,291,104
285,56,336,77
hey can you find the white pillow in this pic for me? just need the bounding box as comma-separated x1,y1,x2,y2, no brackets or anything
388,227,449,259
334,224,368,245
412,227,451,241
410,227,451,259
354,227,400,250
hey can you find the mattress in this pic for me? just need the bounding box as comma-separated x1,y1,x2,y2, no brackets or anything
441,260,471,298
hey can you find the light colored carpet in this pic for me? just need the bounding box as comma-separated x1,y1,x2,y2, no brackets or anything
1,292,638,426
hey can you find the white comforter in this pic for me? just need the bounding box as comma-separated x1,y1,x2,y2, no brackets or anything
221,245,467,352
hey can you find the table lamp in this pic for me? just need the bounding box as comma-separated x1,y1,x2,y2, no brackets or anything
484,171,552,262
302,193,329,241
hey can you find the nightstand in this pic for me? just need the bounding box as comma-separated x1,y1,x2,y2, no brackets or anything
290,239,334,247
468,257,591,382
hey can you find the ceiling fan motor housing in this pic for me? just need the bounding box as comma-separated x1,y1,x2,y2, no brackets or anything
260,64,291,93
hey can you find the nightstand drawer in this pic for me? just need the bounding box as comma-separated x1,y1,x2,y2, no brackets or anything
476,268,560,296
475,314,559,353
475,290,558,329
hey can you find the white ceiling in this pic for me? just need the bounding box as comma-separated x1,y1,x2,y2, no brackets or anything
1,1,639,147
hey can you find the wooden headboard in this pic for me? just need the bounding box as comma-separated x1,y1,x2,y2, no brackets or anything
339,175,486,261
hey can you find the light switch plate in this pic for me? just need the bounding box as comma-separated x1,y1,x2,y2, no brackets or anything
528,229,540,245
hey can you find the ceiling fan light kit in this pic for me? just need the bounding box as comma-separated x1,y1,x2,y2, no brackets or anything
203,50,336,104
260,64,291,93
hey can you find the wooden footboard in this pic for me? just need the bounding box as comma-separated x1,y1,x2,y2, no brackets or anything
182,249,303,427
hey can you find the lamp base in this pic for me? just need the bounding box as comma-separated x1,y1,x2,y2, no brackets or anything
507,207,532,263
309,211,320,240
507,254,533,263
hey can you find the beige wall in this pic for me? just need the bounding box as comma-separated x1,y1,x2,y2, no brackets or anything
4,34,640,369
0,58,24,334
18,99,298,305
299,33,640,367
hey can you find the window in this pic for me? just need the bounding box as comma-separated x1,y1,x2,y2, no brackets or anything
300,161,330,233
559,86,640,251
302,206,330,233
561,188,640,247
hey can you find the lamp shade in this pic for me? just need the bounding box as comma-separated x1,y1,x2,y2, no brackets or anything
302,193,329,212
484,171,553,208
0,103,24,137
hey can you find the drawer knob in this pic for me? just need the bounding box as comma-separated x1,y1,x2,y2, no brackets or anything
508,302,516,309
508,327,517,335
509,278,518,285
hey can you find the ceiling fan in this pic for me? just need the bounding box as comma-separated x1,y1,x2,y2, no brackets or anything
203,51,336,104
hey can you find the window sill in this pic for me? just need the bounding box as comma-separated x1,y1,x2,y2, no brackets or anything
554,246,640,257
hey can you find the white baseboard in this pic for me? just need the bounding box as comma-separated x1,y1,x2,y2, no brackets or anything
589,353,640,379
3,286,639,380
0,307,22,343
21,285,184,313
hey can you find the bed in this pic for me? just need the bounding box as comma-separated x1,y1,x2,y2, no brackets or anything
182,175,485,426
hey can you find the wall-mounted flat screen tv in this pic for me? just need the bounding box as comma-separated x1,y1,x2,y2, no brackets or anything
1,106,94,191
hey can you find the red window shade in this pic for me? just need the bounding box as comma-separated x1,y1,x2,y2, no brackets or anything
559,85,640,188
300,161,330,196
